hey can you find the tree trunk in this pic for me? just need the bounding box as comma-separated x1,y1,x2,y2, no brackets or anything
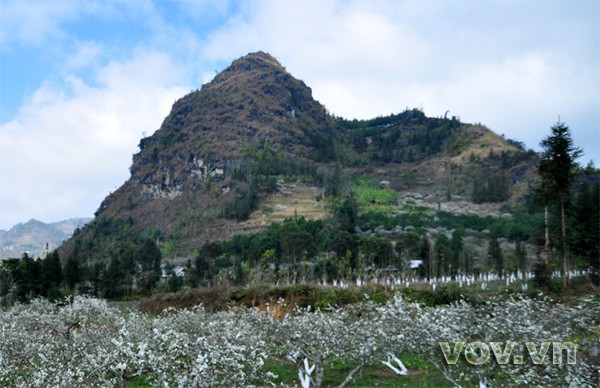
561,203,569,286
337,361,366,388
315,357,324,388
544,205,549,263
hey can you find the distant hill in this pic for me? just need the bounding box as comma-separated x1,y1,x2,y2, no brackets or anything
0,218,91,259
59,51,538,262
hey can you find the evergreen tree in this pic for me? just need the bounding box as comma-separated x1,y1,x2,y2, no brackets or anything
280,221,316,281
325,165,344,198
571,178,600,284
419,237,432,280
117,244,136,295
537,120,582,285
103,256,124,299
434,234,450,277
41,250,63,297
488,235,504,278
449,229,464,276
135,239,162,292
515,240,527,273
329,230,358,269
194,242,223,286
63,255,80,291
90,261,104,297
15,253,38,301
396,231,421,273
334,196,358,234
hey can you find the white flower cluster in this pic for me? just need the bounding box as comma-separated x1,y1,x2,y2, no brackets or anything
0,297,270,387
0,294,597,387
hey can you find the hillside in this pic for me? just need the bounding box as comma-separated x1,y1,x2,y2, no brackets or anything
59,51,538,263
0,218,91,259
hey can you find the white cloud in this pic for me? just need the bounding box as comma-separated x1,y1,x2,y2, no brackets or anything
0,49,188,228
0,0,121,48
0,0,75,46
200,0,598,159
65,41,103,70
1,0,597,228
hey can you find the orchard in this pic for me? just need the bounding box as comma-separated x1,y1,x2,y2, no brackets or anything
0,294,598,387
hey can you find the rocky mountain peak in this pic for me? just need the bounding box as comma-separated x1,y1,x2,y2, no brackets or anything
214,51,287,80
125,52,334,201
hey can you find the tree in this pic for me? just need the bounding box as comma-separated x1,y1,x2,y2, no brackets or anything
194,242,223,286
41,250,63,298
63,255,81,292
571,176,600,284
434,234,451,277
329,230,358,269
103,256,124,299
488,235,504,278
419,237,432,280
537,120,582,285
449,229,464,276
334,196,358,234
396,231,421,273
515,240,527,273
135,239,162,292
280,221,316,282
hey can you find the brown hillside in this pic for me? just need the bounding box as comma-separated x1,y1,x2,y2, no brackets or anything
59,51,538,262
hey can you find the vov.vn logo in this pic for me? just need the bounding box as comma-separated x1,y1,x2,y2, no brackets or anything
439,341,577,365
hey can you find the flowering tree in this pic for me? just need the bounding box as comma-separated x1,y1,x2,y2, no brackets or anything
0,294,597,387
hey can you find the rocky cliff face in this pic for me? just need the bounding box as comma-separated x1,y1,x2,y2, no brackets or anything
125,51,335,200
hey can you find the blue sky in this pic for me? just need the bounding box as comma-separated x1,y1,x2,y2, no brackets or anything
0,0,598,229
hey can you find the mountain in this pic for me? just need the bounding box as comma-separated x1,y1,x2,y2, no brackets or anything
1,218,91,259
59,51,537,262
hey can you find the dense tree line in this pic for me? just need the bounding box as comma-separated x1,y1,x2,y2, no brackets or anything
339,109,463,165
0,238,163,305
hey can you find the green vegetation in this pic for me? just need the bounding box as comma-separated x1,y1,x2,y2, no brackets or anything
260,357,453,387
337,109,463,165
5,161,597,304
353,179,398,208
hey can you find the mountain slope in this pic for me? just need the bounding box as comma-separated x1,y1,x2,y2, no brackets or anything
59,52,341,260
1,218,91,259
59,51,537,262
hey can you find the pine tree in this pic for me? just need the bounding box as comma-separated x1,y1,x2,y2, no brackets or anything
537,120,582,285
135,239,162,292
195,242,222,286
571,177,600,284
488,235,503,278
515,240,527,273
103,256,124,299
334,196,358,234
434,234,450,277
41,250,63,297
63,255,80,291
449,229,464,276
